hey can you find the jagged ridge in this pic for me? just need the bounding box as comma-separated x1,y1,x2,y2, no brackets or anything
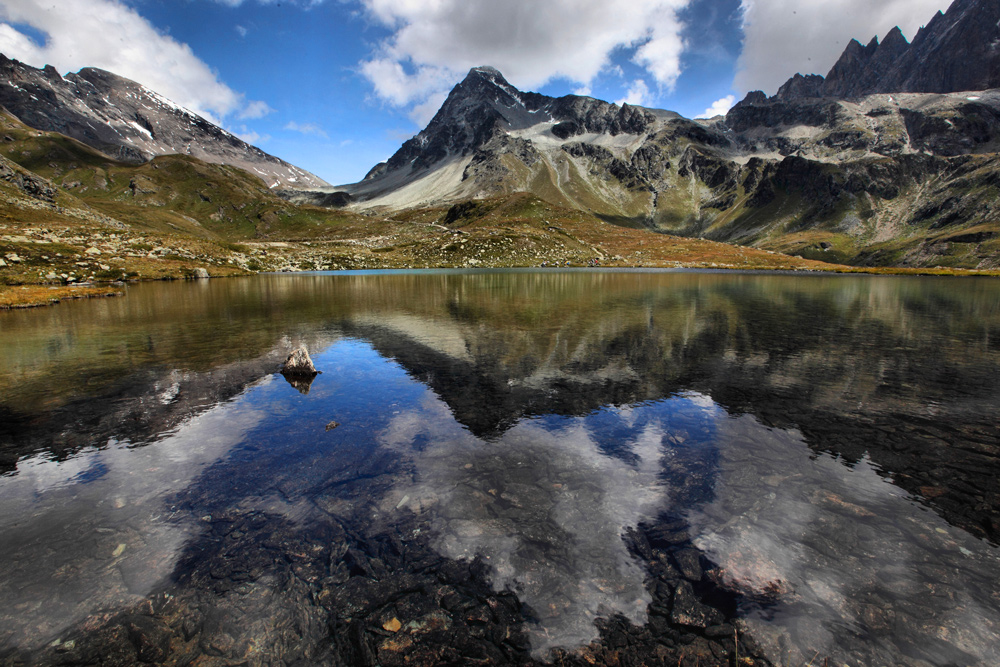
775,0,1000,100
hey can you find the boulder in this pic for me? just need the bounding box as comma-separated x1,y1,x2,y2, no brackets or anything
192,267,210,279
281,346,318,377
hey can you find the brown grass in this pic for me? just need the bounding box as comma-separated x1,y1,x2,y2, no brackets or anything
0,284,123,309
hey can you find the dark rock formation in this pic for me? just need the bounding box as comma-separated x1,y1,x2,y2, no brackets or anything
562,142,652,190
373,67,657,182
725,95,845,133
0,54,328,189
775,74,825,100
276,189,353,208
0,154,57,202
775,0,1000,100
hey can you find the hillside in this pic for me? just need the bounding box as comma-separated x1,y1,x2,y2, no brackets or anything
0,55,327,189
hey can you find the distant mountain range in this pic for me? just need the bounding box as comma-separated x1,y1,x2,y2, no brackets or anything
0,55,328,190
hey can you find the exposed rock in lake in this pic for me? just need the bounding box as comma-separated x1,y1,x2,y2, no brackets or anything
281,346,318,377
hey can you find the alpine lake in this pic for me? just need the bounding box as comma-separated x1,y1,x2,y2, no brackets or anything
1,269,1000,667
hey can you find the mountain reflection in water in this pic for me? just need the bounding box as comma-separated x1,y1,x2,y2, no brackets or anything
0,270,999,666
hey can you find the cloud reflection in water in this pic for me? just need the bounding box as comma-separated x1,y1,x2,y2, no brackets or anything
688,415,1000,666
381,393,719,657
0,387,270,651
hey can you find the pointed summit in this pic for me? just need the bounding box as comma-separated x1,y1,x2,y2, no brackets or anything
772,0,999,99
468,65,504,79
822,39,874,97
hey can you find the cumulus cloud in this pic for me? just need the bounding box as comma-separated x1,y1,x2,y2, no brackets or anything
0,0,267,122
234,125,270,145
284,121,328,138
238,100,274,120
736,0,954,94
696,94,735,118
615,79,652,107
357,0,691,120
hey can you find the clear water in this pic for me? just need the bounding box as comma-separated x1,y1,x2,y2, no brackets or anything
1,270,999,666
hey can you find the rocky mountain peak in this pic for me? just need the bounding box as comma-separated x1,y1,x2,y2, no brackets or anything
879,26,909,54
773,0,1000,100
350,63,663,202
0,54,327,189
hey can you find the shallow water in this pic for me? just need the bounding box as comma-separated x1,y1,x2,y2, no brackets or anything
1,270,999,666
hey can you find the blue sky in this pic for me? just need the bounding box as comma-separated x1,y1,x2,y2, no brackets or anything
0,0,953,185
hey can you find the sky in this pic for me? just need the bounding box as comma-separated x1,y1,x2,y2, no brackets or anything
0,0,954,185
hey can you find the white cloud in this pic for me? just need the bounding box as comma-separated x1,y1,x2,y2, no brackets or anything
357,0,692,121
212,0,327,5
0,0,263,122
238,100,274,120
284,121,328,138
696,94,736,118
735,0,954,94
615,79,652,107
632,13,685,88
235,24,248,38
234,125,269,144
407,90,448,126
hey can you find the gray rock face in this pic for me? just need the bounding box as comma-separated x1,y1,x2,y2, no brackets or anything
0,54,328,189
0,154,57,202
775,0,1000,100
373,66,659,182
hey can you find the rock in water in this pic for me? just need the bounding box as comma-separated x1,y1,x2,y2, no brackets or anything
281,346,318,377
192,267,210,279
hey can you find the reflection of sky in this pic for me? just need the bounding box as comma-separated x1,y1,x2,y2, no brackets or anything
4,326,1000,666
380,377,1000,664
380,392,720,658
0,386,270,651
687,415,1000,666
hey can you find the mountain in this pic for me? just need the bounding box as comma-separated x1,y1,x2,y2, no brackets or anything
318,0,1000,270
339,66,671,209
328,65,1000,268
0,54,328,189
775,0,1000,100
